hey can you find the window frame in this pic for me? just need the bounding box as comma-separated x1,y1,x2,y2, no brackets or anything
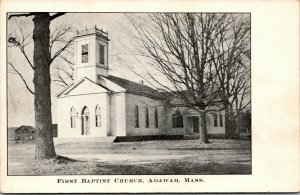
154,107,158,128
81,106,90,135
172,110,183,128
219,113,223,127
81,44,89,63
95,105,101,127
99,44,105,65
145,107,149,128
135,105,139,128
70,107,75,128
213,113,218,127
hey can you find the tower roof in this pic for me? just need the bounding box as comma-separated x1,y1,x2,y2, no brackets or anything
76,26,110,41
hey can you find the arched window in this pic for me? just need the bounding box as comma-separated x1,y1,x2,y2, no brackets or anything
82,106,89,115
145,107,149,128
154,107,158,128
135,105,139,128
219,113,223,127
95,105,101,127
81,106,90,135
213,113,218,127
172,109,183,128
70,107,75,128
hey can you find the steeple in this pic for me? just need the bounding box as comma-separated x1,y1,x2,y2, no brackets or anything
74,26,110,83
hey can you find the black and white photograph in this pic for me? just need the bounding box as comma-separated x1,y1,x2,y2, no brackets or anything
1,0,299,193
7,12,251,176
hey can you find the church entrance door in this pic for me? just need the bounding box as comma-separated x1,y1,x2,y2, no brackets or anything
81,106,90,135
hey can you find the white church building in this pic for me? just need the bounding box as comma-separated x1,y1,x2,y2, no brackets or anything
56,27,225,141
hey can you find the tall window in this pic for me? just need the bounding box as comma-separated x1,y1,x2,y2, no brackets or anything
82,106,90,135
82,44,88,63
154,107,158,128
95,105,101,127
172,109,183,128
145,107,149,128
213,113,218,127
219,113,223,127
135,105,139,128
70,107,75,128
99,44,105,65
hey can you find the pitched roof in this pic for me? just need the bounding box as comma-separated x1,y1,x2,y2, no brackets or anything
56,77,111,97
15,125,36,132
55,82,75,97
104,75,166,100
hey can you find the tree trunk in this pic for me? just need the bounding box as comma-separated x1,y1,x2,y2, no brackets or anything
224,102,231,139
235,109,241,139
199,111,209,143
33,13,56,159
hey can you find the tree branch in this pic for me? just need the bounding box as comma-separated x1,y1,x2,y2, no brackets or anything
50,13,65,21
50,38,74,64
8,13,35,20
8,62,34,94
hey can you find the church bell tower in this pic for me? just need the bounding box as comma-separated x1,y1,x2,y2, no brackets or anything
74,26,110,83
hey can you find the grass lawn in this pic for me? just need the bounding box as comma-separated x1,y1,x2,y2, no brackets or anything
8,139,251,175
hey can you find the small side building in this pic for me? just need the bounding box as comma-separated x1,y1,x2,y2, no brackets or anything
15,126,36,141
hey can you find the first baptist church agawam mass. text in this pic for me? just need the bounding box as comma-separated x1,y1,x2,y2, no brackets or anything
57,177,204,184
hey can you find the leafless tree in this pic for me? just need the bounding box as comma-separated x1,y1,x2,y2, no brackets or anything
208,14,250,137
8,21,74,91
126,13,246,143
8,13,73,159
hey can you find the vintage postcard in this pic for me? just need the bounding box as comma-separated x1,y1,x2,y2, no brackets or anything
0,0,299,193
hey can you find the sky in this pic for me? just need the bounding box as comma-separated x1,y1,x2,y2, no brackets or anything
7,13,142,127
7,13,251,127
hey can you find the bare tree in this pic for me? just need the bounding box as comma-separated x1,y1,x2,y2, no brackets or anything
51,47,75,87
208,14,250,137
8,13,73,159
126,13,240,143
8,20,74,91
